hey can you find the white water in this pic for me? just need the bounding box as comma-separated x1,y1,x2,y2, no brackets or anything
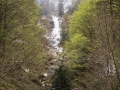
51,16,60,46
50,16,63,52
35,0,73,88
39,15,63,88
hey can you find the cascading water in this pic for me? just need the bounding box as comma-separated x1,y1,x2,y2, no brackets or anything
35,0,72,88
50,16,63,52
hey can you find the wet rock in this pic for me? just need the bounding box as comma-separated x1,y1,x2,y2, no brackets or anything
31,78,42,86
57,38,60,41
50,65,58,70
25,69,29,72
43,73,48,77
39,79,45,87
52,59,57,62
49,62,54,65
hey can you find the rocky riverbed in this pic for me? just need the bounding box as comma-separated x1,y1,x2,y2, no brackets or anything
38,15,63,89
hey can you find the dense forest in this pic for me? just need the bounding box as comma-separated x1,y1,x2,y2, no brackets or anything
0,0,48,90
62,0,120,90
0,0,120,90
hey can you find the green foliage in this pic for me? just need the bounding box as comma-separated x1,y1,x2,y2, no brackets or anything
69,0,97,38
65,0,98,61
0,0,46,74
60,14,70,45
51,65,72,90
65,0,97,60
65,34,90,60
0,81,16,90
64,0,98,89
0,0,48,89
64,0,120,89
65,0,98,58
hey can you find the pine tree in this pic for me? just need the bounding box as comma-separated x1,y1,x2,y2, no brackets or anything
58,0,64,16
51,65,72,90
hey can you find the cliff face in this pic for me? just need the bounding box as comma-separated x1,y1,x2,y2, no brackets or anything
36,0,72,15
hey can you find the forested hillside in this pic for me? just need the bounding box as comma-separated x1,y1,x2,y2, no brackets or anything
0,0,48,90
1,0,120,90
63,0,120,89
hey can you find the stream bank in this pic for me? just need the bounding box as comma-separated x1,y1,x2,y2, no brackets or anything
39,15,63,89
